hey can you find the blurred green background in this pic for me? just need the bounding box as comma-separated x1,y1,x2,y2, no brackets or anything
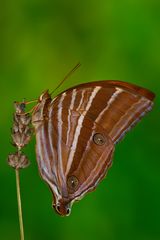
0,0,160,240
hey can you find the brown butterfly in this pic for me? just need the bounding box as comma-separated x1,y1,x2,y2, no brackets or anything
30,78,155,216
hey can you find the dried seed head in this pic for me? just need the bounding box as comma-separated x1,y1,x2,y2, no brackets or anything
11,102,33,150
8,152,30,169
8,101,32,170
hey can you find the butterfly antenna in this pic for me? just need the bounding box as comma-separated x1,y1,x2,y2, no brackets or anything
50,62,81,96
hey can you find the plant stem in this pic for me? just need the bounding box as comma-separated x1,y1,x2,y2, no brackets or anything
15,169,24,240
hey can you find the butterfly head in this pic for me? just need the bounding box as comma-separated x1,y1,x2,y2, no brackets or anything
53,199,71,217
38,90,51,102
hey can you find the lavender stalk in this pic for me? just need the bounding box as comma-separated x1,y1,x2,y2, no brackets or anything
8,102,32,240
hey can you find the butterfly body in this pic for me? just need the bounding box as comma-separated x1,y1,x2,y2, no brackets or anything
32,80,155,216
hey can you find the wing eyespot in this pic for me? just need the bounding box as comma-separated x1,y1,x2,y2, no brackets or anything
67,176,79,192
93,133,107,146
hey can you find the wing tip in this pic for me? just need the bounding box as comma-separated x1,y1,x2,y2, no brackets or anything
105,80,155,101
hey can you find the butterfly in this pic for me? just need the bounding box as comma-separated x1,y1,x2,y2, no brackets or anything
30,78,155,216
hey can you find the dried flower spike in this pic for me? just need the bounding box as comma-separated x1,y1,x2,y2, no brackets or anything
11,102,32,151
8,152,30,169
8,100,33,240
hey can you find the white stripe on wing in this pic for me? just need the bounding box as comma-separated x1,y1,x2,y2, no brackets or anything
66,89,77,145
96,87,123,123
57,92,67,180
65,86,101,175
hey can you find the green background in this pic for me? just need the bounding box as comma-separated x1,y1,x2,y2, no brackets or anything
1,1,160,240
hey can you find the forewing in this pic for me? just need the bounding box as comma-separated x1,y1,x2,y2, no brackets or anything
51,80,155,144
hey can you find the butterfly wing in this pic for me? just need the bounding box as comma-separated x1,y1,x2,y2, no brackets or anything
32,80,155,215
52,80,154,144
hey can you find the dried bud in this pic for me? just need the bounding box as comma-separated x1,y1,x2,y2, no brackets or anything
19,114,31,126
14,113,20,124
8,152,30,169
14,102,26,114
12,131,32,149
12,122,19,133
18,122,25,134
21,133,32,146
24,126,33,136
